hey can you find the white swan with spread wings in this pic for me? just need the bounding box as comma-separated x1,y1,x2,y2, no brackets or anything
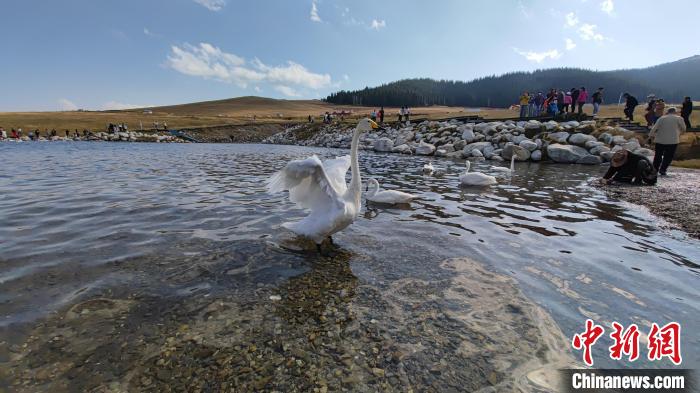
267,119,380,244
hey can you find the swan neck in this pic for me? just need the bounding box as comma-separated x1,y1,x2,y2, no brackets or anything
510,155,515,171
349,126,362,193
465,161,471,172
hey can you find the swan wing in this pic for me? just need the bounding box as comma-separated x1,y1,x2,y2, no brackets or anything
268,155,344,210
321,155,351,194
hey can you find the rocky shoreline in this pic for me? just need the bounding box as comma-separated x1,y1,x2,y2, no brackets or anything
1,131,185,143
263,119,653,165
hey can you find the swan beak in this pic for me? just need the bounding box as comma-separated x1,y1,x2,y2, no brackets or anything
369,120,384,131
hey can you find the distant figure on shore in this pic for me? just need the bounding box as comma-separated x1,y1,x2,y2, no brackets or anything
576,87,587,115
622,93,638,121
601,150,657,185
163,122,168,130
591,87,604,117
681,96,693,128
308,115,312,123
557,90,565,114
528,94,536,117
653,99,665,123
405,106,411,123
0,128,6,140
648,107,686,176
11,129,18,139
519,91,530,118
644,95,657,126
570,87,580,111
65,130,70,137
370,109,377,122
534,92,545,116
379,107,385,123
562,92,572,113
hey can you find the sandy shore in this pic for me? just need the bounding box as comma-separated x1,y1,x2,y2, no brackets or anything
602,168,700,239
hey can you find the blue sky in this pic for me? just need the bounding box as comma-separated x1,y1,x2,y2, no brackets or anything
1,0,697,111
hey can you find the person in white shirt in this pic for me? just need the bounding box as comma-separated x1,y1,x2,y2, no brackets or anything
648,107,686,176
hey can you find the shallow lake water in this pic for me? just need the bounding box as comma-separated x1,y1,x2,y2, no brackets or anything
1,142,698,392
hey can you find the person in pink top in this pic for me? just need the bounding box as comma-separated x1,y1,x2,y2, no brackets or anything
576,87,588,115
562,92,573,113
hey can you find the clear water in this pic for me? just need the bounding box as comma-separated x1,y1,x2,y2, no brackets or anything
1,142,698,391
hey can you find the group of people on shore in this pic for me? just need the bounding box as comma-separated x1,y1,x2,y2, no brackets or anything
369,106,411,124
0,127,92,140
602,106,688,185
623,93,693,129
518,87,603,119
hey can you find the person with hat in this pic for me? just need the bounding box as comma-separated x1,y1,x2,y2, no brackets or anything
644,94,657,126
647,107,686,176
601,150,657,185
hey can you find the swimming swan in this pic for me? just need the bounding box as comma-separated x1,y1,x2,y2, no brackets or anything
422,161,434,173
492,155,516,174
459,161,497,186
267,118,381,245
365,178,416,204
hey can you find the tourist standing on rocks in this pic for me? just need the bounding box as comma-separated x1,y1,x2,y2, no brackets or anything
519,92,530,118
681,96,693,128
576,87,588,115
370,109,377,122
623,93,638,121
592,87,604,116
534,92,545,116
398,106,404,122
528,94,536,117
562,92,572,113
648,107,686,176
570,87,580,110
644,95,657,126
405,106,411,123
601,150,657,185
379,107,385,124
557,90,565,114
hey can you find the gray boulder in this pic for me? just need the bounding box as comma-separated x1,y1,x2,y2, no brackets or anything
568,133,597,146
519,139,538,152
462,141,491,156
531,150,542,161
576,155,603,165
590,145,611,156
547,143,589,163
373,137,394,152
548,131,570,143
461,128,476,142
415,141,436,155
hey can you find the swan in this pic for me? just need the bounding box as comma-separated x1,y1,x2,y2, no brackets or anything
492,155,516,174
365,178,416,204
422,161,434,174
267,118,380,246
459,160,497,186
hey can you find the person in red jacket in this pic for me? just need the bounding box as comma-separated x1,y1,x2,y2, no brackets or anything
576,87,588,115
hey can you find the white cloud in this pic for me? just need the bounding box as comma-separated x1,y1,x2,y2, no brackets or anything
565,12,579,27
166,42,332,90
274,85,301,97
58,98,78,111
600,0,614,15
254,86,262,93
578,23,605,40
310,0,321,22
342,74,349,81
513,48,562,63
370,19,386,30
101,101,149,110
193,0,226,11
518,0,531,18
565,38,577,50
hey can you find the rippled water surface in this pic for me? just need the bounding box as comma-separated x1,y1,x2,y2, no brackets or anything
1,142,698,391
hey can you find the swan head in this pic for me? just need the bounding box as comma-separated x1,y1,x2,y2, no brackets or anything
357,118,383,132
365,177,380,194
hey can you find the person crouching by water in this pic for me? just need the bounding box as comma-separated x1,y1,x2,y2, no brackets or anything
601,150,657,185
647,107,686,176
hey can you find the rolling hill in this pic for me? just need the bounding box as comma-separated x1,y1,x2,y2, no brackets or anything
325,55,700,108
